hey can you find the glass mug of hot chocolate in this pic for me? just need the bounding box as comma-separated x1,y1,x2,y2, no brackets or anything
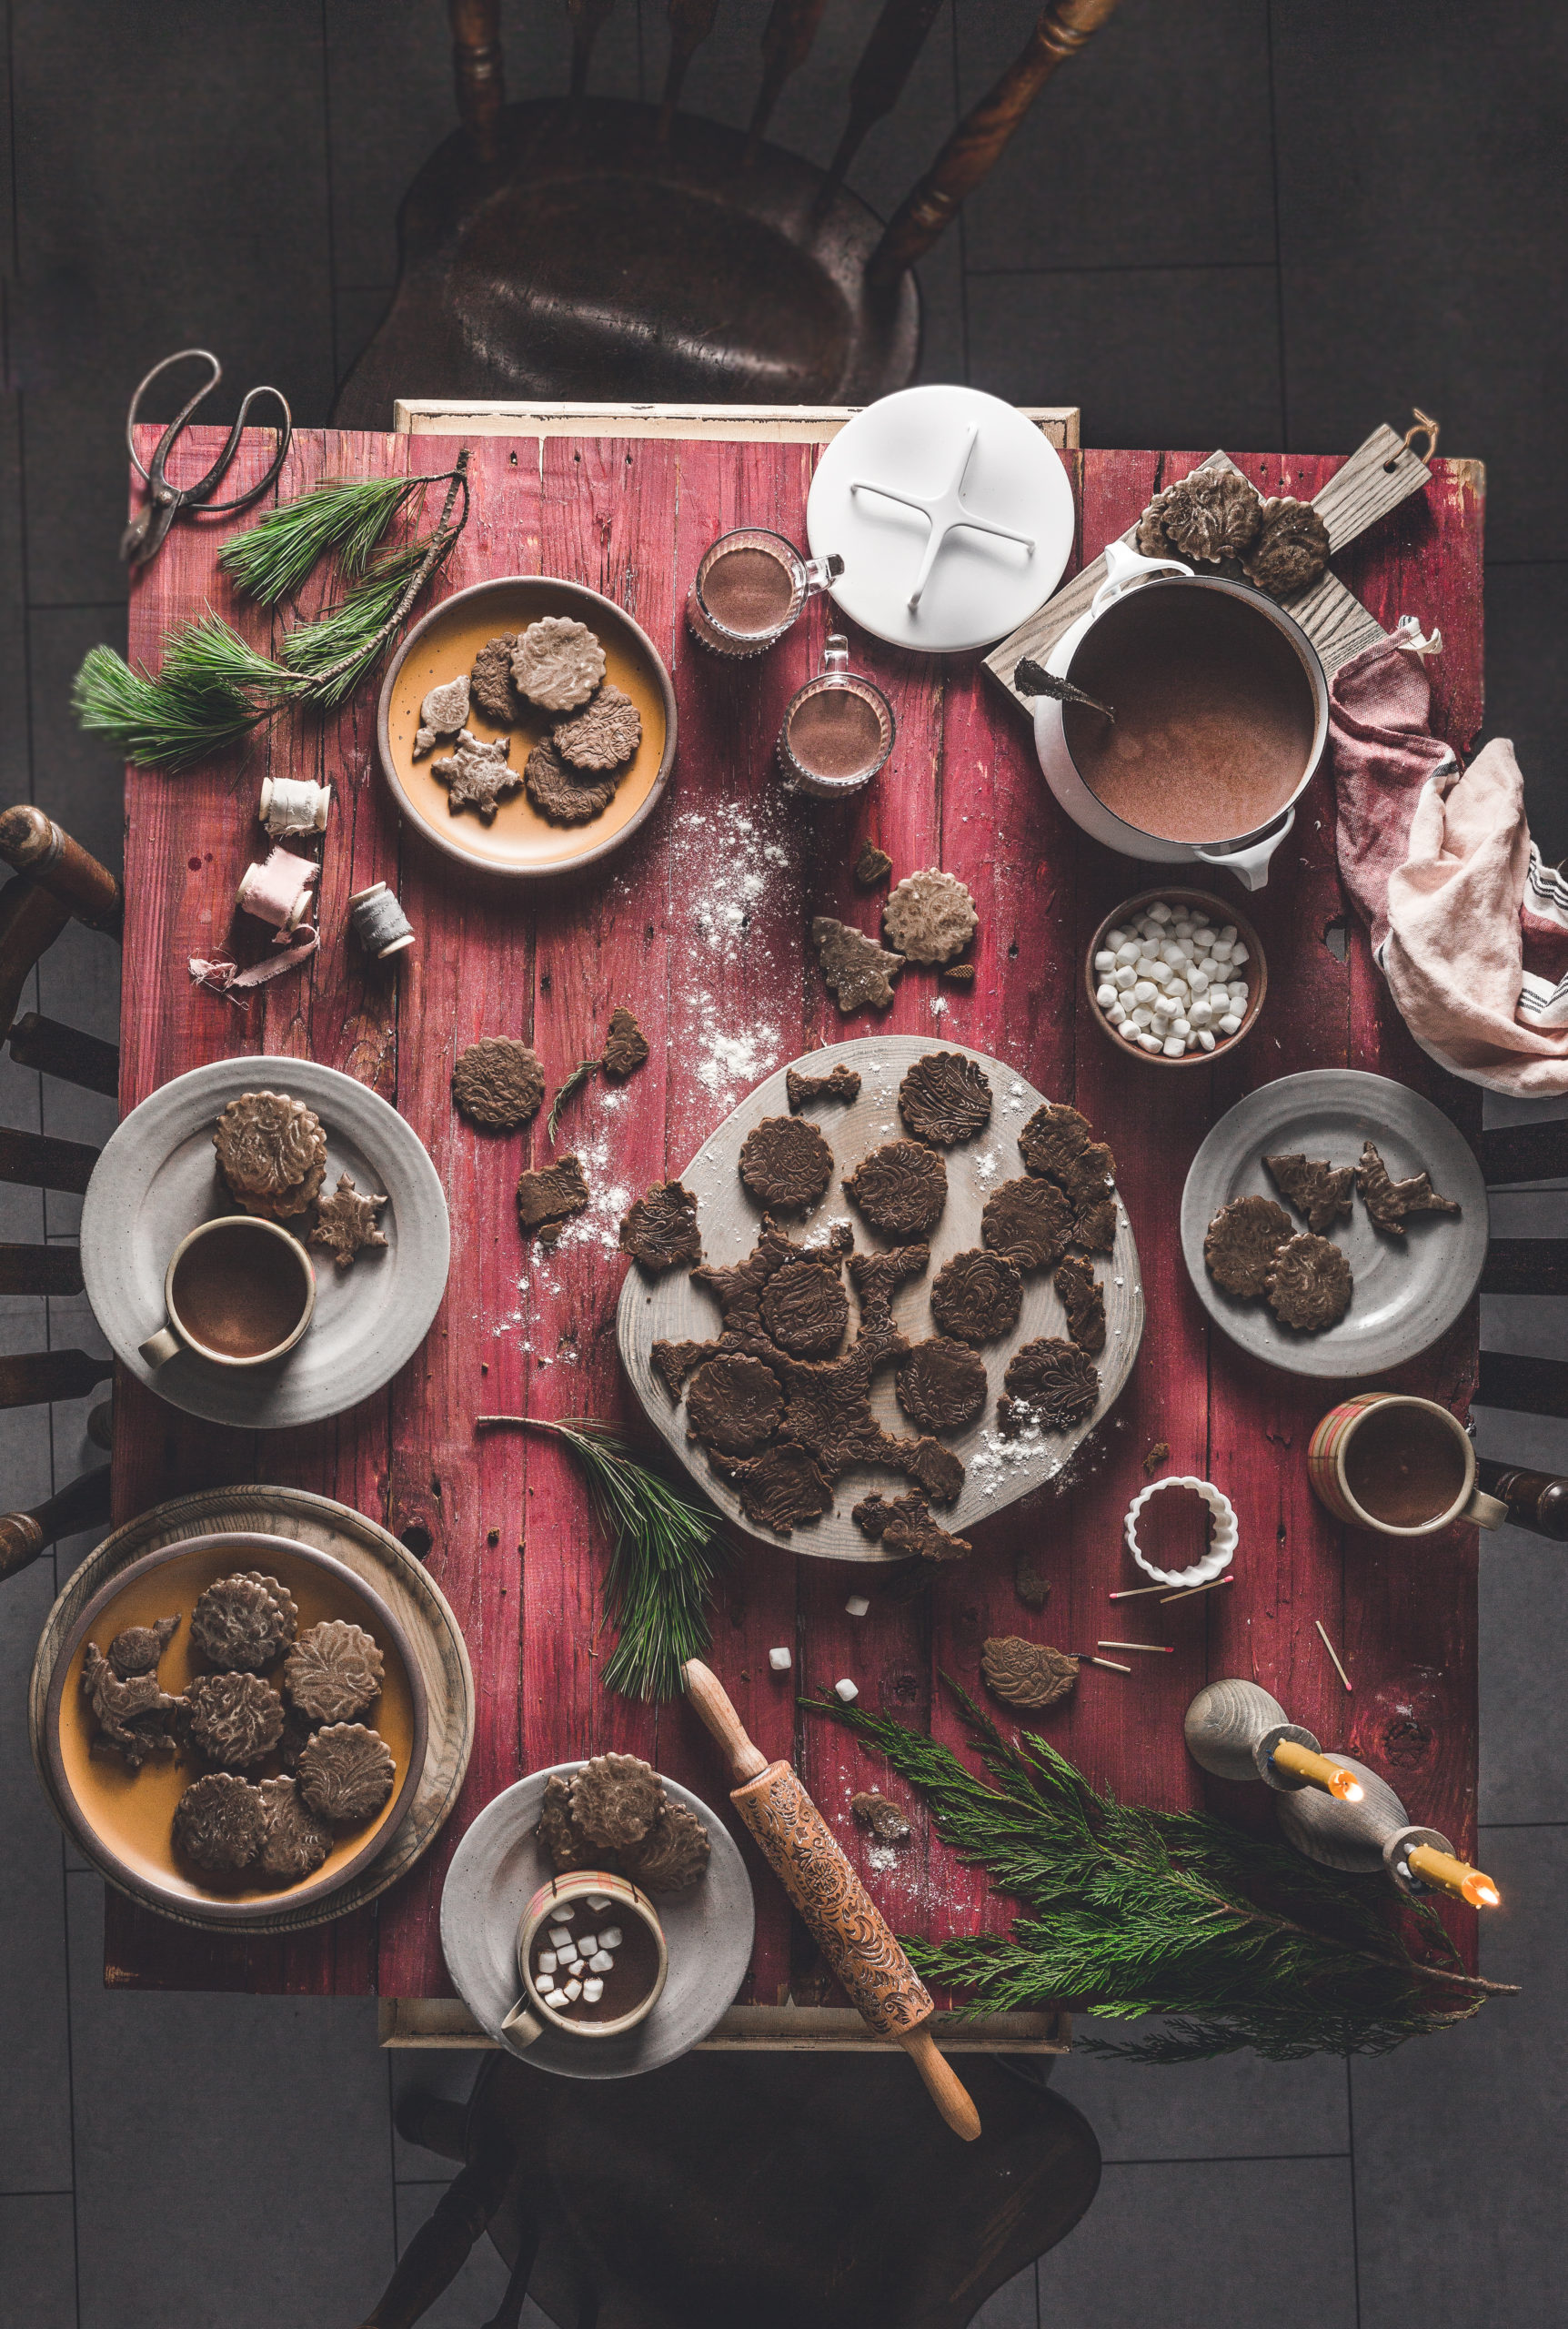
502,1870,668,2047
777,635,895,797
1308,1393,1507,1538
137,1215,317,1371
686,527,842,659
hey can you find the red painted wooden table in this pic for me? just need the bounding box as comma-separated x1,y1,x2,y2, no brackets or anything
106,418,1485,2010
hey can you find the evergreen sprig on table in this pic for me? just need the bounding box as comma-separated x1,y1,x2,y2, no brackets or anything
71,457,471,769
477,1416,729,1702
814,1684,1515,2063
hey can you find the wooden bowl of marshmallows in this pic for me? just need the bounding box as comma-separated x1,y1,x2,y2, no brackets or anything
1083,889,1267,1066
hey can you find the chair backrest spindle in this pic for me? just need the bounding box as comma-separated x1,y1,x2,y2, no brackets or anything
448,0,506,142
659,0,722,139
746,0,831,161
822,0,945,204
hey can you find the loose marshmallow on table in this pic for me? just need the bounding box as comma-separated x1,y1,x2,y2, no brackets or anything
835,1678,859,1702
1091,899,1255,1057
845,1594,870,1617
769,1646,792,1671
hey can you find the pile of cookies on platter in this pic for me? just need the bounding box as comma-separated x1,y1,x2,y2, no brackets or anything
413,618,642,829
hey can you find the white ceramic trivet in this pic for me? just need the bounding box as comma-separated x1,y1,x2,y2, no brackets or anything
806,385,1074,652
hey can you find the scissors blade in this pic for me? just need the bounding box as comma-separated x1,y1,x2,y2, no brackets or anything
120,492,178,569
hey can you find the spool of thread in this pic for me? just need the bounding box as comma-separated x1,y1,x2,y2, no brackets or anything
236,846,319,939
348,881,415,960
258,774,332,837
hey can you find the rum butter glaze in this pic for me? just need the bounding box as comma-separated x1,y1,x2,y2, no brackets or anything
1063,587,1317,845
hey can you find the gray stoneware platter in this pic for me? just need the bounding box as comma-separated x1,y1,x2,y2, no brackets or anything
1180,1069,1488,1380
618,1035,1145,1559
440,1764,754,2076
81,1057,450,1428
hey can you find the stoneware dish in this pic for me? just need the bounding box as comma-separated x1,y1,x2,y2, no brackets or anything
441,1763,754,2077
617,1035,1146,1559
1083,888,1267,1069
377,574,678,880
1180,1069,1489,1379
44,1533,427,1927
80,1056,450,1430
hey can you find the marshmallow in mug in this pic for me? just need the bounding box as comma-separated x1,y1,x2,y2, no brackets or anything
1091,899,1251,1059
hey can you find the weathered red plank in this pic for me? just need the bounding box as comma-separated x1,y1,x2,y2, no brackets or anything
104,429,1485,1997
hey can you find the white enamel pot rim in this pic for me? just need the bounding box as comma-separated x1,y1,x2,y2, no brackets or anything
1031,539,1331,892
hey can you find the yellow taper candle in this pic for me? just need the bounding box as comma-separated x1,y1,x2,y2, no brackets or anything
1406,1844,1502,1908
1269,1739,1365,1801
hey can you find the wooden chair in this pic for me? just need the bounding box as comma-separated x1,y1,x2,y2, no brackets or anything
363,2046,1101,2329
0,804,124,1580
330,0,1123,423
1473,1116,1568,1538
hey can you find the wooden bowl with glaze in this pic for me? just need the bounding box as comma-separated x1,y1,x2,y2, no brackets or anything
44,1533,427,1927
1083,888,1268,1069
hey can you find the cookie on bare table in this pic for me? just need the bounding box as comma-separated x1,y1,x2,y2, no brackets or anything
452,1038,545,1131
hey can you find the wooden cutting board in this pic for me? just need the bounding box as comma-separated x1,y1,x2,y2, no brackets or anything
616,1036,1144,1561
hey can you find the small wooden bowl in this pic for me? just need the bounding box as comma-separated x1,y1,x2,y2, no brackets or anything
1083,888,1268,1068
45,1534,427,1927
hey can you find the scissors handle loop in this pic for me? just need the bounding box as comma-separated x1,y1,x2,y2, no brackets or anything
125,348,293,518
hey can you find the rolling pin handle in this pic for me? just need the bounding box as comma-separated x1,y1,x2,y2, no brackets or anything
899,2025,982,2142
681,1658,769,1782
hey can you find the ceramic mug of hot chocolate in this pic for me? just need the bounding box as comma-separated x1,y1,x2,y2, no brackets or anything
502,1870,668,2048
137,1215,317,1371
1308,1392,1507,1538
686,527,842,659
777,635,895,797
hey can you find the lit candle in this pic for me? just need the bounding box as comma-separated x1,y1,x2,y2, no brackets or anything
1405,1844,1501,1908
1268,1739,1364,1801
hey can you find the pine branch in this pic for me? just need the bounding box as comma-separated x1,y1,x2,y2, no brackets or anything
476,1416,729,1701
218,474,421,602
547,1059,602,1144
808,1685,1514,2062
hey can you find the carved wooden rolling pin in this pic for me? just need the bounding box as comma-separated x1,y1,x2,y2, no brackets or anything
682,1659,981,2142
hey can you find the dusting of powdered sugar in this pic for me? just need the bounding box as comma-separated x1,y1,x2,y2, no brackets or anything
664,798,799,1104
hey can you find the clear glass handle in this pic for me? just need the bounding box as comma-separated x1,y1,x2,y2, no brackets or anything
821,632,850,675
803,551,844,599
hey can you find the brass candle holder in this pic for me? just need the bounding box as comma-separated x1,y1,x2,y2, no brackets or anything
1184,1679,1499,1908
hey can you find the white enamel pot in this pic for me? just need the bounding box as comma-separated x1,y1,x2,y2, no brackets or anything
1032,539,1330,892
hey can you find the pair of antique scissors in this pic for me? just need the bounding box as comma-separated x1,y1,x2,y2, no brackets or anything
120,348,293,570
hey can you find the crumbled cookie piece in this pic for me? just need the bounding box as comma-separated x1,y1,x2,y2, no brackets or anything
452,1038,546,1130
812,915,904,1013
851,1791,910,1845
1054,1255,1106,1355
518,1154,589,1236
851,1490,971,1566
786,1062,861,1112
853,840,892,888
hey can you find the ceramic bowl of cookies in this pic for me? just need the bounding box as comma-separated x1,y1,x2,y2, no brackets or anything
43,1534,427,1926
377,575,678,882
1083,888,1267,1068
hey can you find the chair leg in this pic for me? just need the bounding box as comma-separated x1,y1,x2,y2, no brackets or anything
394,2090,468,2163
8,1011,120,1099
360,2142,518,2329
0,1466,112,1581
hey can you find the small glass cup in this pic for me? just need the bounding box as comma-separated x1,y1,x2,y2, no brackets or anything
776,635,895,798
686,527,842,659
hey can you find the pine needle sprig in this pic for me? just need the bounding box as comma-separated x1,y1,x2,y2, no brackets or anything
476,1415,729,1701
811,1684,1514,2063
218,473,427,602
546,1059,602,1144
278,542,433,701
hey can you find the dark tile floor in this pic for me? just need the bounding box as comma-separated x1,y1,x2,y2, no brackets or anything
0,4,1561,2324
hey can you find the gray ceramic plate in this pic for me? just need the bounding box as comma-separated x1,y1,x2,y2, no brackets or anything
440,1765,754,2077
1180,1069,1488,1379
80,1057,450,1427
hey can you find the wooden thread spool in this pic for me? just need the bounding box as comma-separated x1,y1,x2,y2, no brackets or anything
681,1659,981,2142
236,845,318,938
348,882,416,960
259,774,332,837
1186,1679,1498,1904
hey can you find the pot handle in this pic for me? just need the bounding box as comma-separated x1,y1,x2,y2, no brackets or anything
1091,537,1192,616
1192,807,1296,892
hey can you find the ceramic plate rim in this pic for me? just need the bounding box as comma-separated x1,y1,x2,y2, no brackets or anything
44,1532,429,1926
376,573,678,881
806,385,1075,651
440,1764,755,2076
80,1056,450,1428
1179,1069,1489,1379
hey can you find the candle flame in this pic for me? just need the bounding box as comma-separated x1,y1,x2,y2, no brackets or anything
1468,1876,1502,1909
1335,1775,1365,1803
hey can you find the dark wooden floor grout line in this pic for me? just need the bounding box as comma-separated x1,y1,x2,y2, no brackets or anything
0,2186,75,2199
963,257,1278,280
1098,2150,1352,2166
1263,0,1290,450
1345,2054,1363,2329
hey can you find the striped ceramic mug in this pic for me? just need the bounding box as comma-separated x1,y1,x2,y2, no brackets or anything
1308,1392,1507,1538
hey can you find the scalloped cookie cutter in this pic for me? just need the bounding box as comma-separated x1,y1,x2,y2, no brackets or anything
1125,1475,1238,1588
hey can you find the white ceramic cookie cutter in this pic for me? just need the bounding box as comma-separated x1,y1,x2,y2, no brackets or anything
1125,1475,1238,1588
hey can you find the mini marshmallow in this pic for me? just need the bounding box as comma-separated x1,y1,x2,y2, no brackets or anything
1096,983,1118,1008
1218,925,1237,943
1119,1020,1140,1041
1218,1013,1241,1034
542,1989,568,2010
538,1951,558,1975
1133,980,1158,1003
1135,956,1161,978
1231,943,1249,964
1173,919,1194,937
1138,1032,1162,1054
1162,1036,1185,1057
1113,964,1138,991
598,1927,622,1950
1171,1017,1191,1039
1094,951,1116,973
1189,998,1212,1026
1189,966,1211,993
582,1978,604,2002
588,1950,614,1973
1131,1007,1153,1030
1148,902,1172,923
1191,908,1211,924
1114,941,1141,965
769,1646,792,1671
1105,928,1129,947
845,1593,870,1617
1107,1001,1128,1025
835,1678,859,1702
563,1979,582,2001
586,1894,610,1911
550,1905,576,1921
1210,941,1233,963
1198,1030,1216,1051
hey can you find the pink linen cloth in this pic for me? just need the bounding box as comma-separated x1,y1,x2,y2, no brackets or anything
1331,629,1568,1096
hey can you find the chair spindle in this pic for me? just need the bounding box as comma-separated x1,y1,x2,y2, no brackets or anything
1478,1119,1568,1185
0,1464,111,1581
448,0,506,141
1480,1241,1568,1297
0,1350,115,1410
659,0,721,138
9,1011,120,1099
1476,1352,1568,1417
0,804,123,934
822,0,946,204
747,0,831,161
1477,1457,1568,1542
567,0,618,104
0,1243,85,1297
869,0,1122,284
0,1124,100,1195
